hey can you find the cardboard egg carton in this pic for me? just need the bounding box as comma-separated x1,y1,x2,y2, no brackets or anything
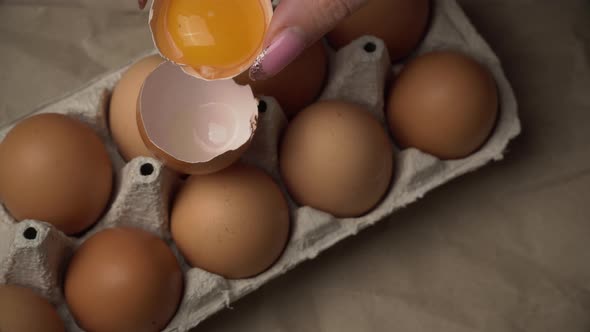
0,0,520,331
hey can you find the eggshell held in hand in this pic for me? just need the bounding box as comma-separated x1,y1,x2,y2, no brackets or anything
149,0,273,80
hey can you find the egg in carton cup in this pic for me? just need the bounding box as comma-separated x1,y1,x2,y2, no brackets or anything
0,0,520,331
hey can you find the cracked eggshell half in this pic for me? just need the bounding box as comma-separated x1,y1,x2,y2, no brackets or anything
137,61,258,175
148,0,273,80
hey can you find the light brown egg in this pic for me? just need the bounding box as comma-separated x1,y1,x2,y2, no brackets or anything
327,0,430,62
234,41,328,118
0,113,113,235
386,51,499,159
0,285,65,332
280,100,394,218
64,227,183,332
171,163,290,279
109,55,164,161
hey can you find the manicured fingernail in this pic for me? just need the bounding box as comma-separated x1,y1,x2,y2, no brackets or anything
249,27,307,81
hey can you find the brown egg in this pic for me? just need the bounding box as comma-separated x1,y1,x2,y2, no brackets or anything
0,113,113,235
109,55,164,161
171,163,290,279
280,100,394,218
235,41,328,118
64,227,183,332
0,285,65,332
386,51,499,159
327,0,430,62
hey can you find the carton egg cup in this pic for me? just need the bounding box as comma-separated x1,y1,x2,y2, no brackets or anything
0,0,520,331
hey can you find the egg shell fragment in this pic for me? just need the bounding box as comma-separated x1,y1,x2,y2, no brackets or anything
137,61,259,175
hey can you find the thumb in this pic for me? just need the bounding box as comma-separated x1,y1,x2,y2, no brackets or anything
249,0,367,81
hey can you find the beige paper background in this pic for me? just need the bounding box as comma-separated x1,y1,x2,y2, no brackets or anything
1,1,589,331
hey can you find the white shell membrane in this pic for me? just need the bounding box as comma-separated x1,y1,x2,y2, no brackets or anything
139,61,258,163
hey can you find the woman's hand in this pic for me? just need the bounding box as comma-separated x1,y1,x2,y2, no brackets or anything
137,0,367,80
250,0,367,80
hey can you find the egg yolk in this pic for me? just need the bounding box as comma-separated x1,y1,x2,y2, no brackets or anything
158,0,266,70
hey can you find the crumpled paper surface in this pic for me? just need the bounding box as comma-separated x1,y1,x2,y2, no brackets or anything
1,1,589,332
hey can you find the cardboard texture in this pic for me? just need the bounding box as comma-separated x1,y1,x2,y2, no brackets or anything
1,0,589,332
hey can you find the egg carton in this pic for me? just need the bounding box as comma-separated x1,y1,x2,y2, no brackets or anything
0,0,520,331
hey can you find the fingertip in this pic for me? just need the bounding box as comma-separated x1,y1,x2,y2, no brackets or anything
250,27,307,81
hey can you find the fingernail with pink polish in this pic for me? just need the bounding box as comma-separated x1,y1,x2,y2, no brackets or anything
249,27,307,81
